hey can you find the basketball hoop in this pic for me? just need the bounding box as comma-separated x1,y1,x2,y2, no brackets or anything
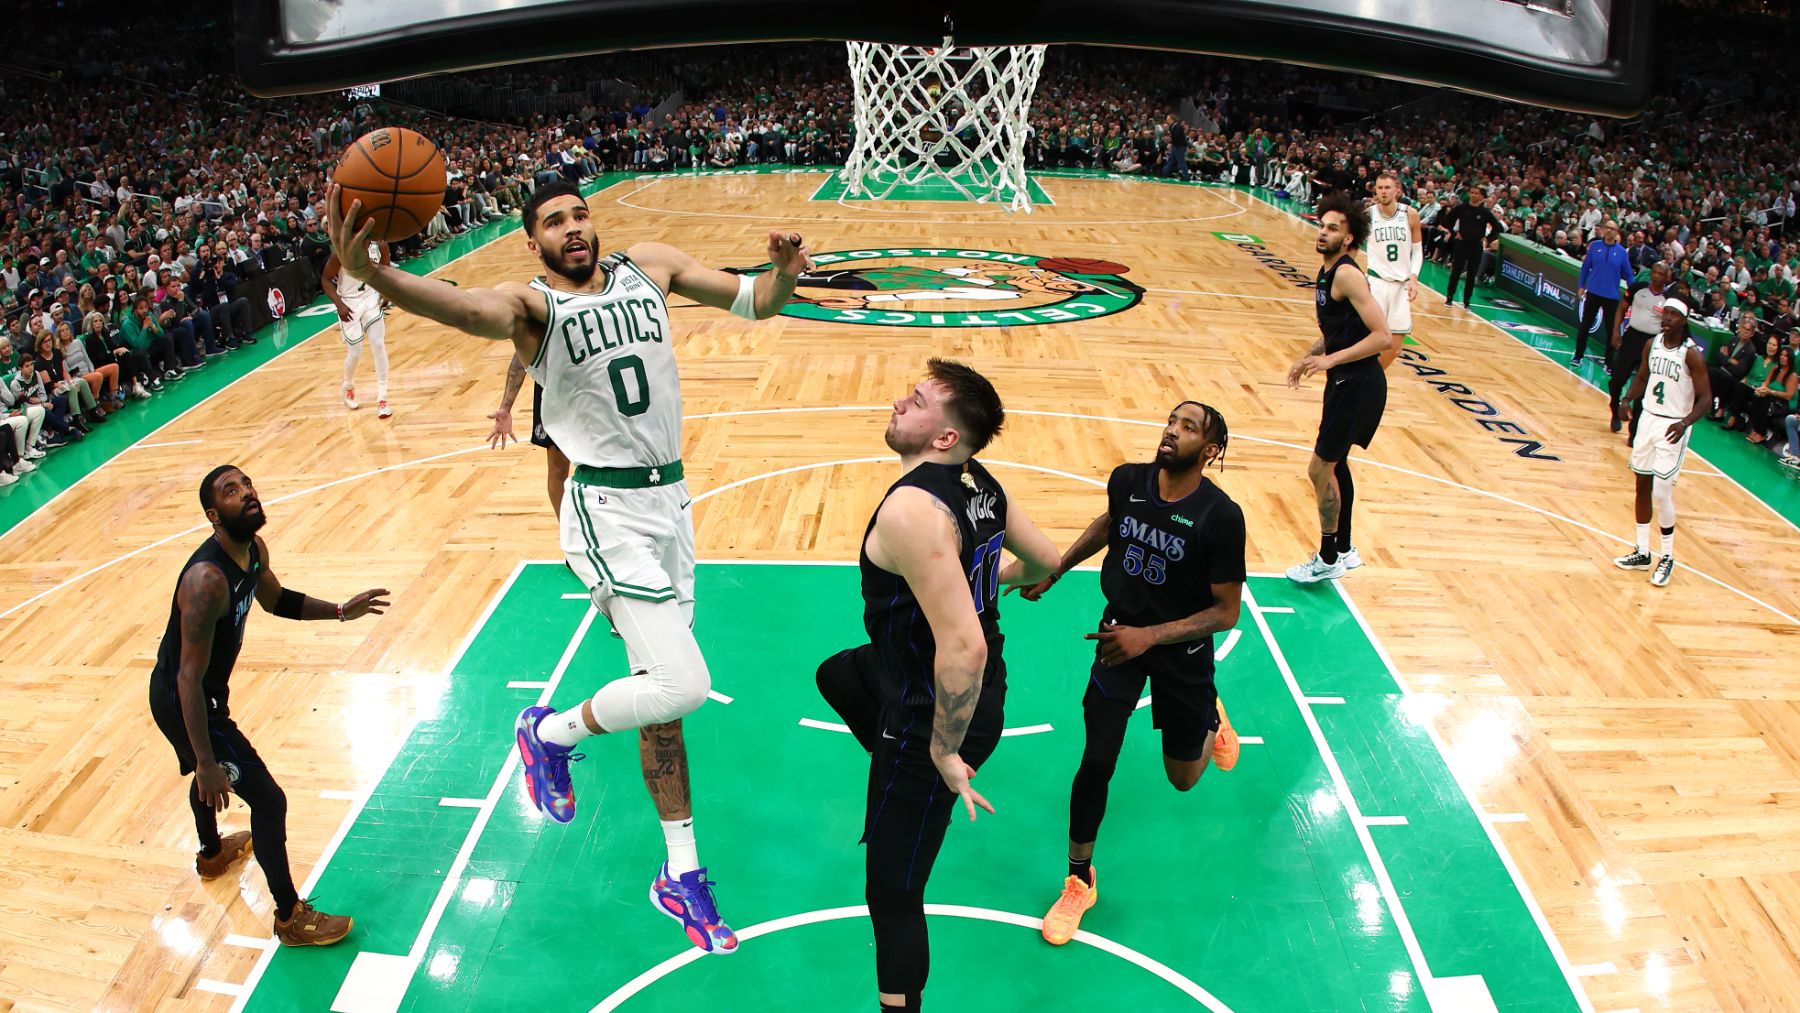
842,25,1047,212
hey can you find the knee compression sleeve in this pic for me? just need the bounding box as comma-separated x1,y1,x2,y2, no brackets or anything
590,596,711,730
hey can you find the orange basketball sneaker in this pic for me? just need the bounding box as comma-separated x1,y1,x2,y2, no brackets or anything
1213,698,1240,771
1042,869,1098,946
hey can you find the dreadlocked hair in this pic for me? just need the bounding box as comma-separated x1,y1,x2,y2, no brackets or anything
1176,400,1230,471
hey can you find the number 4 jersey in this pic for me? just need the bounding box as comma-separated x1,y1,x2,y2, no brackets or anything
525,253,681,469
1098,463,1247,667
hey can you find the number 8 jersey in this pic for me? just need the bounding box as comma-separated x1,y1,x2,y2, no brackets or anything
524,253,681,469
1099,463,1247,656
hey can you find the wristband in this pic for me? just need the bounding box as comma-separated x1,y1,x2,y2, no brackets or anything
729,273,758,320
337,602,345,621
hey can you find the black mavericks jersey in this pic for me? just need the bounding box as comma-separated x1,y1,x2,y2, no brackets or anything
1316,254,1380,381
150,537,262,716
860,460,1009,715
1098,463,1247,670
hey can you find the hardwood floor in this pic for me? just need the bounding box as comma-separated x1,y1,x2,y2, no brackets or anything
1,172,1795,1012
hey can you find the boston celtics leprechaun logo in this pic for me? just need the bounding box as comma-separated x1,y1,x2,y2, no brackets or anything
736,248,1143,327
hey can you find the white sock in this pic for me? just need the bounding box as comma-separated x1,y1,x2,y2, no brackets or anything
370,323,389,400
343,342,362,388
1635,523,1650,553
661,818,699,877
536,706,596,748
1660,527,1674,559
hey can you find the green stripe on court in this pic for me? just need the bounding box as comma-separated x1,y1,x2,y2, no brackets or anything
243,563,1581,1013
810,167,1054,206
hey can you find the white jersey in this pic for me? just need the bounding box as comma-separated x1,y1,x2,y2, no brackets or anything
338,241,383,304
1366,202,1415,283
1641,337,1697,419
524,255,681,469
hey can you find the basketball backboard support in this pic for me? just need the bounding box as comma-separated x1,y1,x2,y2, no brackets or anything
236,0,1651,115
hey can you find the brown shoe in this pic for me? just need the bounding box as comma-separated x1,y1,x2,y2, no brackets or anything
196,831,253,880
273,899,353,947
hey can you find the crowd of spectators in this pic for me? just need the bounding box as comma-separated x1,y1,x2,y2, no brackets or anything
3,1,1798,484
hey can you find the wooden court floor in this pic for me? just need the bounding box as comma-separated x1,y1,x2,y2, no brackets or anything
1,172,1797,1013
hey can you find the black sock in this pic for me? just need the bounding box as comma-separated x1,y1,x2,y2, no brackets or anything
1320,535,1339,565
1334,460,1355,553
276,900,296,921
1069,856,1093,886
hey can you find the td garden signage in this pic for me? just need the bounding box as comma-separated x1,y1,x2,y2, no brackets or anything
740,248,1144,327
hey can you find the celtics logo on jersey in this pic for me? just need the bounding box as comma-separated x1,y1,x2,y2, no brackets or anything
737,248,1143,327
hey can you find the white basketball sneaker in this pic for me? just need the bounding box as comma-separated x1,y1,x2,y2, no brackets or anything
377,399,392,419
1650,556,1674,587
1339,545,1362,570
343,384,359,410
1286,553,1345,584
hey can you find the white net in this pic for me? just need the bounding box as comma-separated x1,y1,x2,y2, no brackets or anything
842,39,1048,212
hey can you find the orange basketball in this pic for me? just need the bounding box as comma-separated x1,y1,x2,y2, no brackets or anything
333,127,446,242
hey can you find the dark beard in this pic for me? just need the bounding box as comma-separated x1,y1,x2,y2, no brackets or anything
219,506,267,542
1158,447,1205,474
540,246,596,284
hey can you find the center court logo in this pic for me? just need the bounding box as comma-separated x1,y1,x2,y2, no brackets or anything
736,248,1143,327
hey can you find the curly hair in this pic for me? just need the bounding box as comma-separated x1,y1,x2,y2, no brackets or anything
1316,191,1371,249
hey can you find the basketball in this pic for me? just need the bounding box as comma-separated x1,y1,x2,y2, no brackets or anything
1036,257,1129,276
333,127,446,242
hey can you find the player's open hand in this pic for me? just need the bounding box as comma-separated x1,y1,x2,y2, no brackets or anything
196,760,233,812
325,184,378,282
931,751,994,822
340,588,391,620
1664,420,1688,444
485,407,515,449
1086,620,1157,666
767,231,814,277
1289,355,1328,387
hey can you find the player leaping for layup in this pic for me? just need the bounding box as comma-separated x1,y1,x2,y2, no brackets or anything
326,179,811,954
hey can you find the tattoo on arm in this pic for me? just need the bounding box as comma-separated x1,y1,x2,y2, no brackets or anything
931,679,981,758
924,494,962,553
501,354,526,411
177,569,226,765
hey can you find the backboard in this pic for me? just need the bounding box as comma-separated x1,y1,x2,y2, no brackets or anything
235,0,1651,115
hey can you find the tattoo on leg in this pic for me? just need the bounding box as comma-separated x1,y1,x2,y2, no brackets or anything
1318,483,1341,533
640,720,691,820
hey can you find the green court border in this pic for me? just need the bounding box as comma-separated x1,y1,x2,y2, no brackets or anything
808,167,1056,206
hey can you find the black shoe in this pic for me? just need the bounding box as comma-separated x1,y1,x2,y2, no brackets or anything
241,336,259,345
1610,415,1622,433
85,410,107,426
225,342,242,350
